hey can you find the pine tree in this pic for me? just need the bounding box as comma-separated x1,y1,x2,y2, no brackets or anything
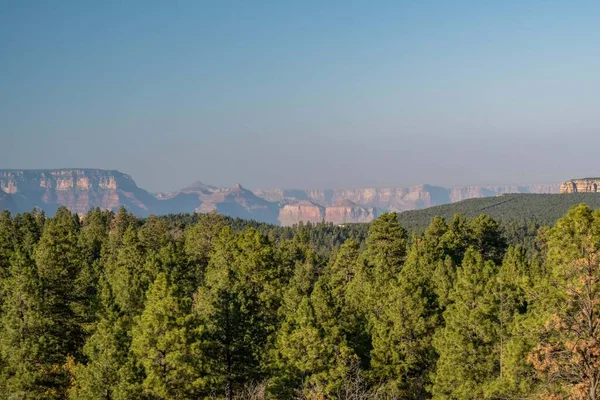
184,212,226,272
76,208,111,326
104,225,148,317
468,215,507,265
485,245,534,398
270,281,357,399
324,240,370,367
69,277,144,400
528,204,600,399
432,248,498,400
0,210,16,276
439,214,472,265
0,249,50,398
363,212,408,285
132,272,206,399
194,227,279,399
369,237,439,397
138,215,170,254
32,207,85,396
14,210,43,255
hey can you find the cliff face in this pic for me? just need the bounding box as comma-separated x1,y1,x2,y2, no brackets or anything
449,184,560,202
324,200,378,224
560,178,600,193
255,183,560,213
214,184,280,225
158,182,281,224
0,169,157,216
0,168,563,225
276,199,376,226
278,201,325,225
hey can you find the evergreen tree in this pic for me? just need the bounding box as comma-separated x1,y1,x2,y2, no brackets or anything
77,208,111,326
369,237,439,398
432,249,498,400
324,240,370,367
32,207,85,395
194,227,278,399
184,212,226,272
69,277,143,400
270,281,357,399
349,212,408,327
468,215,507,265
485,245,534,398
363,212,408,285
132,272,206,399
528,204,600,399
0,250,51,398
105,225,148,316
138,215,171,254
14,210,43,255
0,210,16,276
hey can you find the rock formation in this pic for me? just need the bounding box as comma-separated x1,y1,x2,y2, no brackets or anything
278,201,326,225
0,168,563,226
255,183,560,213
560,178,600,193
0,169,157,216
324,200,378,224
157,182,281,225
276,199,377,226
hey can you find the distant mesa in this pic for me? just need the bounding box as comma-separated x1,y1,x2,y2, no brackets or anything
0,168,562,225
560,178,600,194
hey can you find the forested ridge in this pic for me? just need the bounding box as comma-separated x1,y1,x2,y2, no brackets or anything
399,193,600,233
396,193,600,231
1,205,600,399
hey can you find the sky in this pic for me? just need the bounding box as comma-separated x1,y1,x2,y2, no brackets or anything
2,1,599,192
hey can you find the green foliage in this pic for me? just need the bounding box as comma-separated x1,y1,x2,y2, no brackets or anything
432,249,499,399
132,272,206,399
193,227,279,398
270,281,357,399
69,276,143,400
1,203,600,398
0,250,51,398
397,193,600,232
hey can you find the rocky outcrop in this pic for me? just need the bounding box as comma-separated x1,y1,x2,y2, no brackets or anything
277,199,377,226
324,200,377,224
212,184,280,225
255,184,560,212
0,168,562,225
159,182,281,224
560,178,600,193
278,201,326,225
0,169,157,216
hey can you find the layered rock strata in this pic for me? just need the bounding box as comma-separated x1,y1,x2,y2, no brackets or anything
560,178,600,193
0,169,562,225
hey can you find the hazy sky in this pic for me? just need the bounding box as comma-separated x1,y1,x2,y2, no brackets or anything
2,1,599,191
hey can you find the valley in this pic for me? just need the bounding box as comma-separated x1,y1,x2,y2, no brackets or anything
0,168,569,225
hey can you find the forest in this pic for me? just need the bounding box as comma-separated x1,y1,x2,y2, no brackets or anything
0,204,599,399
395,192,600,231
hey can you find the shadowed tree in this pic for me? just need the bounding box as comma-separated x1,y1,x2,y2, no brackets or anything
528,204,600,400
132,272,207,399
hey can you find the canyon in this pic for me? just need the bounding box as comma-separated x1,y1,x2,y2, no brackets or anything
560,178,600,193
0,169,563,225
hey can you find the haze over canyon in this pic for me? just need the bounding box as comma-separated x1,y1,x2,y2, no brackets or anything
0,169,564,225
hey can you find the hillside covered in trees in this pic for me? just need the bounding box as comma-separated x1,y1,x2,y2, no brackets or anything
397,192,600,231
1,205,600,399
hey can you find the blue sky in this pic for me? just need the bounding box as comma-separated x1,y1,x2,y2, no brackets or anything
2,1,599,191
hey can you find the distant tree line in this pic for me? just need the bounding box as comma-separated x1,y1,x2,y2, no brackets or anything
396,192,600,231
0,205,599,399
